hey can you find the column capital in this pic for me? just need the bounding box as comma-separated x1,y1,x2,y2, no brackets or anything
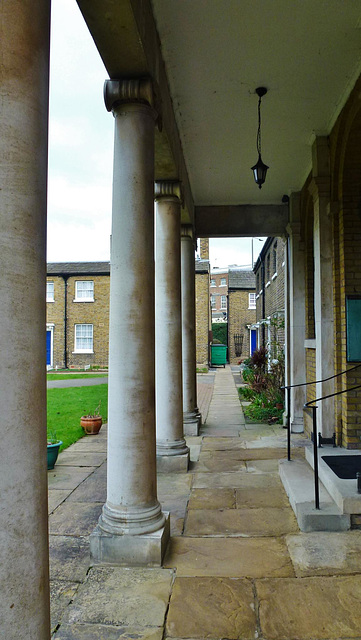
104,77,158,115
181,224,194,240
155,180,182,203
308,176,331,202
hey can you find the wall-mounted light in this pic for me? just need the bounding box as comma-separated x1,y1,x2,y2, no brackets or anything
251,87,269,189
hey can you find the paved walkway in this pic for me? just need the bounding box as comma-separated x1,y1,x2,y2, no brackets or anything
49,366,361,639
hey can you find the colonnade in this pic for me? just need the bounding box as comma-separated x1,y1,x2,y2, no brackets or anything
89,79,200,564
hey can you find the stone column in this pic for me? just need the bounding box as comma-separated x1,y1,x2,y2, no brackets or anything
0,2,51,637
90,79,169,566
309,137,334,437
287,193,306,432
155,182,190,472
181,225,201,435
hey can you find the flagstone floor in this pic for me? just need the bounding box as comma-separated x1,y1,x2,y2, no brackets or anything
50,366,361,639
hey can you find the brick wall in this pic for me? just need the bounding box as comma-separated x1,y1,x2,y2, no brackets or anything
46,276,66,368
228,290,256,363
46,274,110,369
195,269,210,365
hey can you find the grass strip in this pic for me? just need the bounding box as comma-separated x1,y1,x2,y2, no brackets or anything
47,384,108,451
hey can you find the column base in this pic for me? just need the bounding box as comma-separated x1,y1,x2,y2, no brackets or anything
291,417,304,433
183,410,201,436
157,451,189,473
90,513,170,567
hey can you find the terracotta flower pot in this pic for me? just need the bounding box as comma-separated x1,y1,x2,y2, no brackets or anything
80,416,102,435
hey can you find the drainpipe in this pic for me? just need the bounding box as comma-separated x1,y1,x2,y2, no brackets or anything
62,276,69,369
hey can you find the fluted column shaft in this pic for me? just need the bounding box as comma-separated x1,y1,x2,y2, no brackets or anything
98,80,165,538
1,1,51,637
181,226,201,434
155,184,189,463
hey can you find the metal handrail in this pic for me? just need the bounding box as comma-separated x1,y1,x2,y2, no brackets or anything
281,362,361,461
304,383,361,510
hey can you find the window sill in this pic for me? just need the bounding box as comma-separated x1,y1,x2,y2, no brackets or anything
72,350,94,354
272,272,278,281
265,281,271,288
73,299,94,303
304,339,316,349
47,299,55,303
248,306,256,310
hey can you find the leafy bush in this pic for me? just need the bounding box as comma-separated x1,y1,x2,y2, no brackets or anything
238,386,256,401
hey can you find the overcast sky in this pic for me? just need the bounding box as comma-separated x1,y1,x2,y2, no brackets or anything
47,0,265,268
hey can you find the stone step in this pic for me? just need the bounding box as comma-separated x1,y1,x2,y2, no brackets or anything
279,458,350,532
305,446,361,515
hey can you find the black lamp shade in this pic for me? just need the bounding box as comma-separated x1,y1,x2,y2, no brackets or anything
251,154,269,189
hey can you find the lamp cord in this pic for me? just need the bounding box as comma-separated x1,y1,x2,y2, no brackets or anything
257,97,262,156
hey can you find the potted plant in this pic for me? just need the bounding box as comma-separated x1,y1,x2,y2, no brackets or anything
80,402,102,435
47,431,63,470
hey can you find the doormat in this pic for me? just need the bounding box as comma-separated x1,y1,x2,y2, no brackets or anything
322,455,361,479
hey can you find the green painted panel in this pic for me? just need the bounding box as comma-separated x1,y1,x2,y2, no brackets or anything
346,296,361,362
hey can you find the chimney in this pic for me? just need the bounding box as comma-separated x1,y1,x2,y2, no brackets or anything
200,238,209,260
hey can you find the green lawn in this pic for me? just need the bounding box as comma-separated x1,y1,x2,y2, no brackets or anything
47,384,108,451
47,373,107,381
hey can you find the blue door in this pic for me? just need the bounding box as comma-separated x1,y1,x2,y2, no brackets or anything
251,329,257,355
46,330,51,366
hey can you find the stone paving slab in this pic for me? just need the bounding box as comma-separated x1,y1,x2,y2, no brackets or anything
286,531,361,577
199,446,290,460
66,472,107,503
236,486,290,509
184,506,298,537
49,501,102,536
48,466,96,491
49,535,90,582
157,473,192,499
68,438,107,453
166,577,256,639
48,489,72,513
193,471,283,489
245,459,280,474
188,488,236,510
164,537,294,577
54,624,163,639
199,426,242,436
50,580,79,633
256,574,361,639
64,567,174,627
192,456,247,473
56,451,107,467
201,437,247,451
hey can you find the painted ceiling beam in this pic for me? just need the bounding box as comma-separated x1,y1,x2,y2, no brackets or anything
195,205,289,238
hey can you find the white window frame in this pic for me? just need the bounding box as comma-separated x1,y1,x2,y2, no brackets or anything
74,324,94,353
211,295,216,309
248,293,256,309
220,278,227,287
210,279,216,287
46,281,54,302
221,295,227,309
74,280,94,302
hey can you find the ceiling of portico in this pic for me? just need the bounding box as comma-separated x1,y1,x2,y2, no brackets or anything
77,0,361,219
151,0,361,206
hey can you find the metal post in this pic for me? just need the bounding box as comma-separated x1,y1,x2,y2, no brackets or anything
287,386,291,461
312,406,320,509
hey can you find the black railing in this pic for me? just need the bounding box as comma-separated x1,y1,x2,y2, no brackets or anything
282,362,361,509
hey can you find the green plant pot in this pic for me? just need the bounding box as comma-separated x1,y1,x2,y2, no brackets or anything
47,441,62,470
